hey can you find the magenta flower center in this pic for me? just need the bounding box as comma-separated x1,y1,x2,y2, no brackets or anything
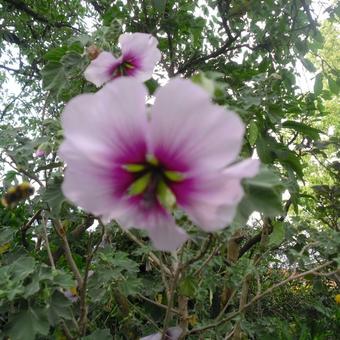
124,155,184,211
110,54,140,78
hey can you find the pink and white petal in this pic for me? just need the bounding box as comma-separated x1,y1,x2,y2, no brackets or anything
224,158,260,178
180,175,244,231
119,33,161,81
119,33,159,59
140,327,182,340
131,48,161,82
60,78,149,164
117,204,188,251
150,78,245,173
61,153,125,218
178,158,259,231
84,51,118,87
148,221,189,251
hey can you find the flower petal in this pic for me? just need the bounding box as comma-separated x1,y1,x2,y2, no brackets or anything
148,220,189,251
61,78,148,164
84,51,118,87
140,327,182,340
59,78,149,219
176,158,260,231
117,203,188,251
224,158,260,178
119,33,161,82
150,78,245,173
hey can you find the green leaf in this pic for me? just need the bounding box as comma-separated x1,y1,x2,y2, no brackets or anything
43,46,68,62
23,275,40,298
0,227,15,245
6,307,49,340
152,0,167,13
41,62,65,93
43,176,66,216
157,181,176,210
47,291,73,326
268,222,285,247
145,78,159,95
82,329,112,340
248,120,259,146
276,149,304,178
314,73,323,95
128,173,151,196
51,269,75,288
301,58,316,72
242,167,284,217
191,72,215,96
328,77,339,94
282,120,322,140
179,275,197,297
10,256,35,281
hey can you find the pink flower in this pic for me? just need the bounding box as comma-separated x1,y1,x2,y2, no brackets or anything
59,78,259,251
140,327,182,340
34,149,46,158
84,33,161,87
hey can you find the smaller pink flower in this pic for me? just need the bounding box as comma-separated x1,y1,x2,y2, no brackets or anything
84,33,161,87
34,149,46,158
140,327,182,340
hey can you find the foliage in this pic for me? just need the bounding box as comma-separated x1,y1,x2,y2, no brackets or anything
0,0,339,339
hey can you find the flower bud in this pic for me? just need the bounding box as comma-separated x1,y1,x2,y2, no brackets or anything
34,142,50,158
86,44,102,60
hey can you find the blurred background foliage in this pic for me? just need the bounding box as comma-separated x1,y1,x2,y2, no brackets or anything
0,0,339,339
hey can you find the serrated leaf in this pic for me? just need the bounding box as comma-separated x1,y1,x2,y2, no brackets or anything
301,58,316,72
47,291,73,326
82,329,112,340
43,46,68,62
6,307,49,340
0,227,15,245
328,77,339,94
242,167,284,218
145,78,159,95
282,120,322,140
268,222,285,247
314,73,323,95
152,0,167,12
10,256,35,281
43,176,65,216
41,62,65,93
179,276,197,298
248,120,259,146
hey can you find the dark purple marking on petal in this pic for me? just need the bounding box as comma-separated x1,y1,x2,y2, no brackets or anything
112,137,148,165
169,177,198,206
107,53,142,78
153,145,191,173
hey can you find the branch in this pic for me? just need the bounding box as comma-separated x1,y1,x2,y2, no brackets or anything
300,0,318,33
137,294,180,315
2,0,79,31
53,219,83,289
176,33,239,75
123,228,172,276
189,261,334,335
52,214,95,263
79,224,105,335
21,209,42,248
217,0,233,39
